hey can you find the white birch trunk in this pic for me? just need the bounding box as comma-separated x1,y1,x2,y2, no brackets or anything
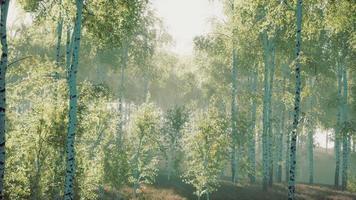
64,0,84,199
0,1,9,198
288,0,303,199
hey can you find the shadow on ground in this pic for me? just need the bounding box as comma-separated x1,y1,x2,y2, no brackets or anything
102,175,356,200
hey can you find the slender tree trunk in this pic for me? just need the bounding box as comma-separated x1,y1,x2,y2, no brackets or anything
56,0,63,67
307,125,314,184
248,68,257,183
118,44,128,144
268,41,275,187
334,63,342,188
341,64,349,191
57,26,72,200
306,78,315,185
64,0,84,199
143,75,150,101
53,0,63,105
261,31,270,191
285,112,292,183
288,1,303,199
267,85,273,187
66,26,73,80
133,138,143,198
0,1,9,198
277,75,286,183
326,132,328,152
231,44,238,184
230,2,239,184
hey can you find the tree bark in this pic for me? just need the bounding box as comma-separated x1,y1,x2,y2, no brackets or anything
261,30,270,191
277,73,286,183
64,0,84,199
0,1,9,198
288,0,303,199
55,0,63,67
248,68,257,183
230,1,239,184
285,112,293,183
268,40,275,187
307,89,314,184
66,26,73,80
231,45,238,183
341,64,349,191
307,125,314,184
334,62,342,188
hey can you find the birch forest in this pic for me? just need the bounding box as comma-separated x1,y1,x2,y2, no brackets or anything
0,0,355,199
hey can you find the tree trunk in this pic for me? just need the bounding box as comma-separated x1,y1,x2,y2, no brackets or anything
334,63,342,188
288,0,303,199
305,78,315,185
144,75,150,102
248,68,257,183
285,112,292,183
277,74,286,183
230,2,239,184
261,30,270,191
66,26,73,80
325,132,328,152
133,138,143,198
118,43,128,145
55,1,63,67
307,126,314,184
0,1,9,198
64,0,84,199
341,64,349,191
268,40,275,187
231,44,238,184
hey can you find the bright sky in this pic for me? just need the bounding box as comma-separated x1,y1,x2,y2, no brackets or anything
8,1,21,26
152,0,223,55
8,1,32,30
9,0,223,55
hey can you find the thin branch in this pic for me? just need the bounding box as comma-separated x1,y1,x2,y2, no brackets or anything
8,56,33,67
207,32,232,39
281,0,294,11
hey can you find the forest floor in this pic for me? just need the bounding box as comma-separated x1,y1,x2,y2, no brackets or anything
103,175,356,200
102,150,356,200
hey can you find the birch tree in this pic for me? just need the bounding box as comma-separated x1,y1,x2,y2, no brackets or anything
163,106,189,180
182,107,229,200
63,0,84,198
248,68,257,183
230,0,239,184
288,0,303,199
341,63,349,191
334,63,342,187
0,0,10,198
127,103,161,198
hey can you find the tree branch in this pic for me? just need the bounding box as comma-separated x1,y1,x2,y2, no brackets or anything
8,56,32,67
281,0,294,11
